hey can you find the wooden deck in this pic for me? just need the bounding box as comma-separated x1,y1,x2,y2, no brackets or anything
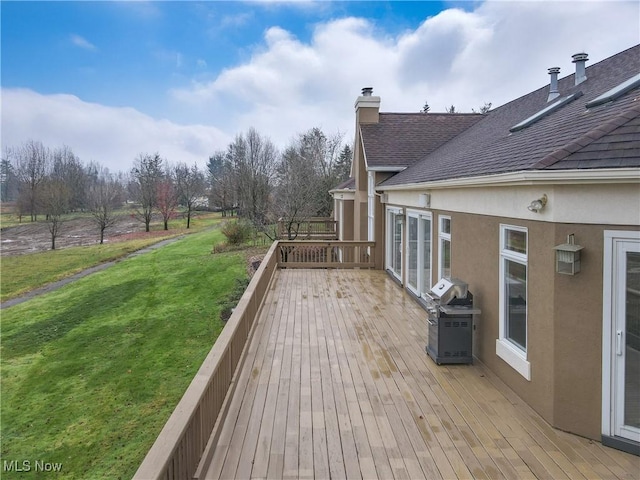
200,269,639,479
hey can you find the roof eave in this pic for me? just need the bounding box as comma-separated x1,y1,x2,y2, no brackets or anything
368,166,407,172
377,168,640,191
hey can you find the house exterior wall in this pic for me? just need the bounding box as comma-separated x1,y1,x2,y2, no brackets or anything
333,195,355,241
342,199,354,241
357,201,368,241
449,212,556,427
379,182,640,441
352,96,380,242
551,223,638,439
383,181,640,226
374,172,394,269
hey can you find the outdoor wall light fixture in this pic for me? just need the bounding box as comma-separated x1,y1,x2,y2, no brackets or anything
553,234,584,275
419,193,431,208
527,194,548,213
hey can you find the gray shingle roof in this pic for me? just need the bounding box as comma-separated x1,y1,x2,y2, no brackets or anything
537,105,640,170
381,44,640,187
361,113,483,169
332,177,355,190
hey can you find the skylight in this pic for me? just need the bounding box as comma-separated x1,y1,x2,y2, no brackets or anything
509,92,583,133
586,73,640,108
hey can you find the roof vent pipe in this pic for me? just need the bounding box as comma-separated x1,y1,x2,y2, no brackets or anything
361,87,373,97
572,53,588,85
548,67,560,102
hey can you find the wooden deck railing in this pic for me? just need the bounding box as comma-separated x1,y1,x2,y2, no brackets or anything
133,240,376,479
277,241,376,268
277,217,338,240
132,242,279,480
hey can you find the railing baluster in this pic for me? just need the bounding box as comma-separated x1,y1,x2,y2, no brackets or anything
275,241,375,268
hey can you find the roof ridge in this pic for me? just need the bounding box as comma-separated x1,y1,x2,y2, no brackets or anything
533,103,640,169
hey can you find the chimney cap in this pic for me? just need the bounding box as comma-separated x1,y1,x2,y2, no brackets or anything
361,87,373,96
572,52,589,63
548,67,561,74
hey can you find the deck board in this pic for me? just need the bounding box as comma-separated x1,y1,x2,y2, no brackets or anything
201,269,639,480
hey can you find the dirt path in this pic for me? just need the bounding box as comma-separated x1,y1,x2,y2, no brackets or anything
1,236,185,309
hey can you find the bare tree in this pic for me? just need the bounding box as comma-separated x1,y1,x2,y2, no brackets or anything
156,176,178,230
130,153,163,232
208,151,236,217
174,162,205,228
273,144,322,239
87,169,122,244
271,128,346,239
446,105,456,114
40,179,70,250
51,146,88,211
13,140,49,221
296,127,344,216
231,129,278,225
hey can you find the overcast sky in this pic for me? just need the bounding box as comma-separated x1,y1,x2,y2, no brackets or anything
2,1,638,173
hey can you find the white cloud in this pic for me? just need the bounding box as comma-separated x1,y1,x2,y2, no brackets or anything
3,1,638,173
173,0,639,146
70,34,97,51
1,89,230,173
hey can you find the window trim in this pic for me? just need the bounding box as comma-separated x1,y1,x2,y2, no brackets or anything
367,171,375,242
386,206,403,281
438,215,451,280
497,224,531,380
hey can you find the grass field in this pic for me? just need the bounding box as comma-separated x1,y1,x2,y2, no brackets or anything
0,213,223,302
1,227,254,479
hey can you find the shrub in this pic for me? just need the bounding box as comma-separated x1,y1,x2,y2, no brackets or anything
221,219,253,245
219,277,250,322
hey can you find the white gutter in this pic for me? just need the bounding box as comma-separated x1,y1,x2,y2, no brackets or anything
377,168,640,191
329,188,354,194
369,166,407,172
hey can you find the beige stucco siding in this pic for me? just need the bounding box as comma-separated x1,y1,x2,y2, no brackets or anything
446,212,556,426
551,223,637,439
383,182,640,226
424,209,639,440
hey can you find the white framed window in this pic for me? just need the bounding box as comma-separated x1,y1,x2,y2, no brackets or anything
406,210,433,297
438,216,451,279
386,206,403,281
367,171,375,241
497,224,531,380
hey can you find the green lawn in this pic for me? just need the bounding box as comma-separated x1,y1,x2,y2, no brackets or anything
1,227,248,479
0,213,223,302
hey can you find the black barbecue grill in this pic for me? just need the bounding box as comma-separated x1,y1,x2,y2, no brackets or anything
424,278,481,365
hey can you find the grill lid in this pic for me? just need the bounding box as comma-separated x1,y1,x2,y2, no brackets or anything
429,277,468,305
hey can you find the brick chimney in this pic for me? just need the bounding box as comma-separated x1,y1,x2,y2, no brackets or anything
355,87,380,124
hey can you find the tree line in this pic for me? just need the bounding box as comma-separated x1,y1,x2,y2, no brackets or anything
1,127,352,249
208,127,351,239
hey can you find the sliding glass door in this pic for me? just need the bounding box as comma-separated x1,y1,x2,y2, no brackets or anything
406,210,432,297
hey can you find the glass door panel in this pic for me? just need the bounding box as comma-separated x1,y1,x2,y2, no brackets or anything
614,241,640,442
420,217,432,296
407,216,418,291
623,251,640,431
